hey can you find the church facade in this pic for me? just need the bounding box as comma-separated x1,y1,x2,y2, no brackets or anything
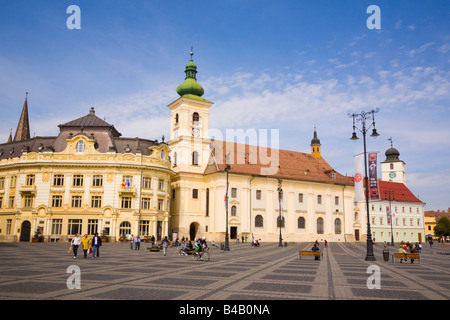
0,55,425,243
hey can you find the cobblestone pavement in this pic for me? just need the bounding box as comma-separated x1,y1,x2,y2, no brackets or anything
0,240,449,302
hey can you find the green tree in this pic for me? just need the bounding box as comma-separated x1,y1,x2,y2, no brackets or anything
434,217,450,237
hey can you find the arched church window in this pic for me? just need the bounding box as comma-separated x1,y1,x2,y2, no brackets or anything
231,205,237,216
192,112,199,123
317,217,324,234
255,215,264,228
298,217,306,229
335,218,342,234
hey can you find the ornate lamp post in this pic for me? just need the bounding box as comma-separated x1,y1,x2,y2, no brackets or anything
385,190,395,246
224,153,231,251
277,179,283,247
349,109,380,261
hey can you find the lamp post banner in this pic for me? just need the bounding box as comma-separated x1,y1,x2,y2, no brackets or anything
354,154,364,202
368,153,380,200
386,206,391,224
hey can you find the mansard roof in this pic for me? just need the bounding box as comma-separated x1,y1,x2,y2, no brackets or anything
59,107,121,137
1,108,164,160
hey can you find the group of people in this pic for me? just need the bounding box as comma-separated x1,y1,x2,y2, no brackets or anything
176,236,208,256
397,241,420,263
70,233,102,258
128,235,142,250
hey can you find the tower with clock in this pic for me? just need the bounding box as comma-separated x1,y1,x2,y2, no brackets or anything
167,51,213,174
381,138,406,184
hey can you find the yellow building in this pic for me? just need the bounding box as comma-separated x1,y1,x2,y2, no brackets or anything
424,212,437,238
0,102,172,242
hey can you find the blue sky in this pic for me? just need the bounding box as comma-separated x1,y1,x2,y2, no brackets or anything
0,1,449,210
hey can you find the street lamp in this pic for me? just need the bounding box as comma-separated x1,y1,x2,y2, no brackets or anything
224,153,231,251
349,109,380,261
277,179,283,247
385,190,395,246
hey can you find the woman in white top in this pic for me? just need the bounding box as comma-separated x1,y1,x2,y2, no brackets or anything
71,233,82,258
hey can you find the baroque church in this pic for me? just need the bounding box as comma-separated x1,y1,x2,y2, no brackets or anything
0,54,425,243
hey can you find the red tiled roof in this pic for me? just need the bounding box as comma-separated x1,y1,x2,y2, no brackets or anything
348,176,423,203
377,180,423,203
205,140,353,186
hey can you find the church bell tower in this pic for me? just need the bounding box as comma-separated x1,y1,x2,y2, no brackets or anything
167,51,213,174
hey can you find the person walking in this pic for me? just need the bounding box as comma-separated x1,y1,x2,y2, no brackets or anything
71,233,81,259
162,236,170,256
92,232,102,258
130,234,134,250
81,234,91,258
135,235,141,250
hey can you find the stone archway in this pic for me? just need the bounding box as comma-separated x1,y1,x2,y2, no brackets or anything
189,222,200,241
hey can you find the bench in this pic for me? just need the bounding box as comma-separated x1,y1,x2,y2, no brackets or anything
392,253,421,264
147,246,162,252
299,250,322,260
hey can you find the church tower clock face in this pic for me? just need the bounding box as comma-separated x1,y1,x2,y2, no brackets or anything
192,128,199,137
389,171,397,179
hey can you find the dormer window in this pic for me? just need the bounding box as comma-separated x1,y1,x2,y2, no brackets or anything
76,140,85,154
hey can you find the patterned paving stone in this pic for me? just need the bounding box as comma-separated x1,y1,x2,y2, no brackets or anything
0,241,448,303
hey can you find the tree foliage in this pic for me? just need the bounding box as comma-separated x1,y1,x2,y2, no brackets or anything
434,217,450,237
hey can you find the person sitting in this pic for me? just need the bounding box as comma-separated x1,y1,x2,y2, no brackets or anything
254,240,260,247
312,243,320,260
398,244,408,263
410,245,419,264
179,240,187,255
211,241,219,248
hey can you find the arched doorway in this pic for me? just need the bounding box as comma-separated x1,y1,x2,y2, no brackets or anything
20,221,31,242
189,222,199,241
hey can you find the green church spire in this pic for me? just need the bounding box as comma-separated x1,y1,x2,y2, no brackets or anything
176,50,206,100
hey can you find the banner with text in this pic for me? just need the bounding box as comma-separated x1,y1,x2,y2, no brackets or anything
368,153,380,200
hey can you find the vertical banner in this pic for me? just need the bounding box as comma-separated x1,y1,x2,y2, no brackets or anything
386,206,391,224
354,154,364,201
368,153,380,200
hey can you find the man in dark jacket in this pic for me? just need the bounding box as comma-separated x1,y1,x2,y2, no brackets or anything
92,233,102,258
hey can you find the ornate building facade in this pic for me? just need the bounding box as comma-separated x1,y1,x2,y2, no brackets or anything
0,54,426,243
0,105,172,242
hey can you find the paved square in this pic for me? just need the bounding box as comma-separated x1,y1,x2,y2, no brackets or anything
0,241,449,302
